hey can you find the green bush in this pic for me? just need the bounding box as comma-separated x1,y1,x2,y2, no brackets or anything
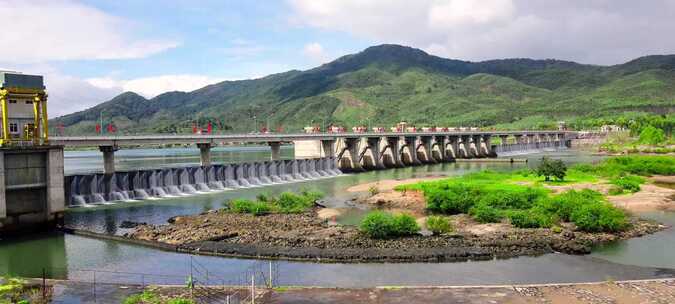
425,216,452,235
506,210,553,228
610,175,645,193
535,189,603,222
424,184,478,214
276,192,314,213
598,156,675,176
229,199,271,215
638,125,666,145
469,203,503,223
392,213,421,235
570,203,628,232
360,211,420,238
360,211,395,239
536,157,567,181
476,188,545,210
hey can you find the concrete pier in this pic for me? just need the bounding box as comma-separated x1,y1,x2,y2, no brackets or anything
0,146,65,233
99,145,118,174
197,143,211,166
269,142,281,161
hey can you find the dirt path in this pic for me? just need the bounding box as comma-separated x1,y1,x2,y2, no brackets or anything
258,279,675,303
346,175,447,193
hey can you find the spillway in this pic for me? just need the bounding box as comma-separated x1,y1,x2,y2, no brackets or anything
65,157,340,207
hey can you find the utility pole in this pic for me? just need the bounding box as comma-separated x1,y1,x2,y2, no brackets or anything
99,111,104,135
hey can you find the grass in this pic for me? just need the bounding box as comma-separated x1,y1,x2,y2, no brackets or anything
227,190,324,216
122,290,195,304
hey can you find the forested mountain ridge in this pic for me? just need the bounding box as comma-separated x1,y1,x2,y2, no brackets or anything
52,44,675,134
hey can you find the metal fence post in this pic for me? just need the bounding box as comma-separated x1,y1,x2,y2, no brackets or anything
93,270,97,303
268,261,272,288
251,275,255,304
42,268,46,301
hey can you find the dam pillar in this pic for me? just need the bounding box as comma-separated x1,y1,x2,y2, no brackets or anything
99,145,118,174
269,142,281,161
416,136,436,164
340,137,364,172
321,140,335,158
0,146,65,234
197,143,211,166
402,136,422,165
382,137,403,168
446,136,459,160
431,136,445,162
499,135,509,146
473,135,486,158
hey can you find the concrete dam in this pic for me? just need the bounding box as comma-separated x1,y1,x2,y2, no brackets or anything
57,131,572,207
65,157,340,207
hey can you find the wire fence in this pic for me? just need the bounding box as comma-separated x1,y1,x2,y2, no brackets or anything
2,257,279,304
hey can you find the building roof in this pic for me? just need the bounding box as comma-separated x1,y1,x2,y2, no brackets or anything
0,72,45,90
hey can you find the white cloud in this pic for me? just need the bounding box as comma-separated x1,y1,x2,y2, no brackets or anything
86,75,225,98
288,0,675,64
302,42,328,63
0,0,178,63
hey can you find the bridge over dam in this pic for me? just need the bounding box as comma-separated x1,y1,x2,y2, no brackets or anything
52,130,574,206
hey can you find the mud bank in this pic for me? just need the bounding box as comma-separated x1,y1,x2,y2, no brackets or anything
128,208,665,263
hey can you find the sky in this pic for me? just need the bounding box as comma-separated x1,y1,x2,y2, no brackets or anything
1,0,674,117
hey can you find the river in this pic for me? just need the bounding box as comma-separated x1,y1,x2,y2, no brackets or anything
1,147,674,287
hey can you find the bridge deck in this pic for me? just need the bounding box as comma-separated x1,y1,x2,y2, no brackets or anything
51,131,574,147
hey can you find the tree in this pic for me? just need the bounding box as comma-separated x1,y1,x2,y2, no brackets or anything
638,125,665,145
536,157,567,181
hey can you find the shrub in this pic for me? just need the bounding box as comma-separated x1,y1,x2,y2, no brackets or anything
424,184,478,214
469,203,503,223
610,175,645,193
638,125,665,145
476,188,545,210
276,192,314,213
360,211,419,238
392,213,421,235
570,203,628,232
229,199,271,215
536,157,567,181
598,156,675,176
426,216,452,235
535,189,603,222
506,210,553,228
300,189,324,202
360,211,395,239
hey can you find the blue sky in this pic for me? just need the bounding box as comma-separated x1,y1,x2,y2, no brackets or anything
1,0,674,117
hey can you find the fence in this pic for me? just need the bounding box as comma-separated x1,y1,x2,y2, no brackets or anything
1,257,280,304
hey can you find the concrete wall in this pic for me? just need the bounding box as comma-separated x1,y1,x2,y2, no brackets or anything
294,140,324,159
0,146,64,233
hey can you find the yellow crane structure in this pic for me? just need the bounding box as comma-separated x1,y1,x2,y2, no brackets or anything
0,72,48,146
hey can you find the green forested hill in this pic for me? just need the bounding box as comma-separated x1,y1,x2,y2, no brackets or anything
52,44,675,134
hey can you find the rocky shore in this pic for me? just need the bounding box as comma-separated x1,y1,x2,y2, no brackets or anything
127,208,665,262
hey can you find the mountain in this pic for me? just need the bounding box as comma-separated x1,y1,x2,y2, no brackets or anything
52,44,675,135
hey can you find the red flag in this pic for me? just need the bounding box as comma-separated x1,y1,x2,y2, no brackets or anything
95,124,101,134
207,122,213,134
192,124,197,134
